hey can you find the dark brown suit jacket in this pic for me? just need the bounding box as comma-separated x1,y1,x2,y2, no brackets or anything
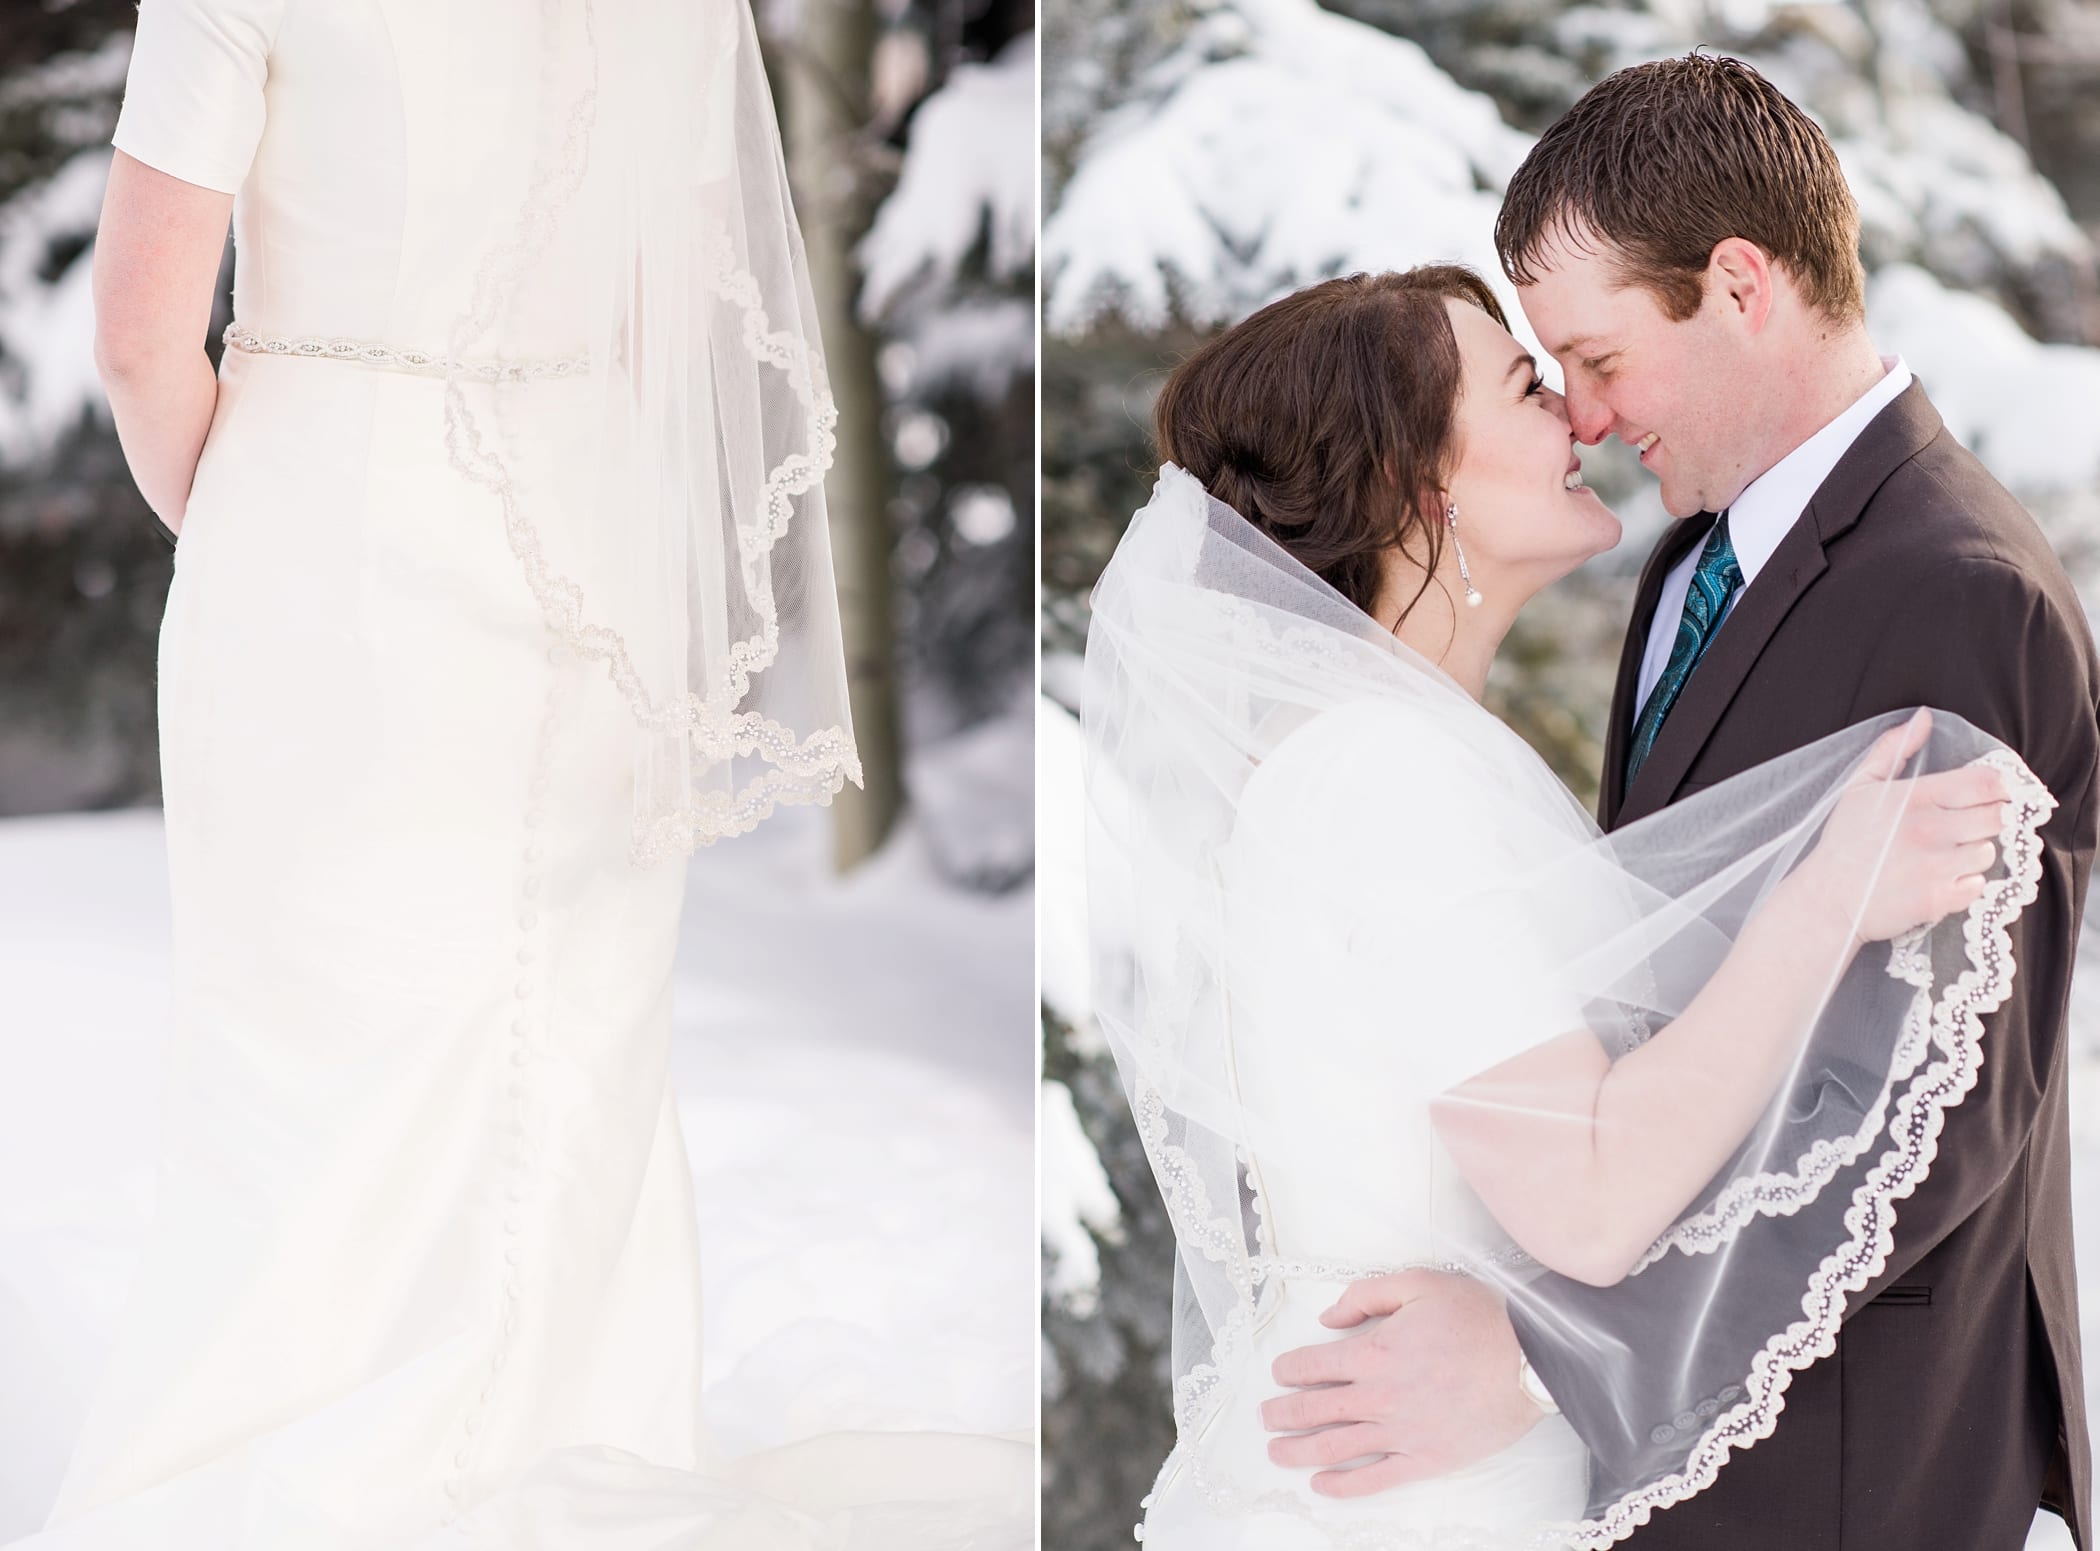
1515,380,2098,1550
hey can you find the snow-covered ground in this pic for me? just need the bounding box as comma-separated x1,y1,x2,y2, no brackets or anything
0,803,1036,1539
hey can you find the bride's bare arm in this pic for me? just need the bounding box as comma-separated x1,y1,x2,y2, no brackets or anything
92,150,233,537
1429,715,2011,1287
1428,875,1860,1286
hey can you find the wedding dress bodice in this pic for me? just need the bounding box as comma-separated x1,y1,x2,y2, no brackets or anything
115,0,595,360
1225,700,1599,1273
1139,699,1598,1548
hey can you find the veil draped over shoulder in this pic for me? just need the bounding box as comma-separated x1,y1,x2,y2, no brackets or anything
1081,463,2053,1546
443,0,859,865
423,5,1033,1542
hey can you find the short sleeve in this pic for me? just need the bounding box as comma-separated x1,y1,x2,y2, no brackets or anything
1232,700,1597,1084
112,0,286,195
1238,700,1532,929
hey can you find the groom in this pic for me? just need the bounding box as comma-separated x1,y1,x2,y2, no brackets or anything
1261,54,2099,1549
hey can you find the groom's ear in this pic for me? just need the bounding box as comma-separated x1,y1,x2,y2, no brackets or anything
1705,238,1776,334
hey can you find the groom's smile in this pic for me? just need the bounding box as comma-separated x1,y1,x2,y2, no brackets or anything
1509,223,1785,522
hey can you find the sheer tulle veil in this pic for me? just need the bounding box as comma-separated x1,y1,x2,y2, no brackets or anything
441,0,860,866
1081,462,2055,1545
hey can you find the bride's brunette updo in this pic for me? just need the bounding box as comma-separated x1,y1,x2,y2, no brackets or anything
1154,265,1510,624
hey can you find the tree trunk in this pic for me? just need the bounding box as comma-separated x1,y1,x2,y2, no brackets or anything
773,1,905,872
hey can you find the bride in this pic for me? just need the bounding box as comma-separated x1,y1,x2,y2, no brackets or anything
1082,265,2051,1549
21,0,1027,1546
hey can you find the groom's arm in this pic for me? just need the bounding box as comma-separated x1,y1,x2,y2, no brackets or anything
1259,1268,1550,1495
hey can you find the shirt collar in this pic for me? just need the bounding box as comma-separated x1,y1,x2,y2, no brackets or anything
1724,354,1912,587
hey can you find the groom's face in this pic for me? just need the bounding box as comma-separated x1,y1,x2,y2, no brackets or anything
1515,230,1755,521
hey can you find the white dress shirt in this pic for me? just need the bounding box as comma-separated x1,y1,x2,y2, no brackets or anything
1633,356,1914,719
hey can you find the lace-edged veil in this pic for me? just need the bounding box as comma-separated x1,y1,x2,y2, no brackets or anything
442,0,859,865
1081,463,2054,1546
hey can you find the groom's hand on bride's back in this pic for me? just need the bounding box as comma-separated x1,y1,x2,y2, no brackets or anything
1261,1269,1543,1497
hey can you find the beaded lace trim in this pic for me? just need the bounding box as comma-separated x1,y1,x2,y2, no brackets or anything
1567,752,2055,1548
435,0,859,868
221,322,591,384
1622,749,2040,1278
431,2,855,1534
1130,750,2057,1551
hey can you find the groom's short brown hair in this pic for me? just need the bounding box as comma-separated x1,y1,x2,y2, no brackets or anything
1494,53,1867,325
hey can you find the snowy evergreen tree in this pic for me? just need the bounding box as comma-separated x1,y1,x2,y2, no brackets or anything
772,0,1037,881
0,3,163,816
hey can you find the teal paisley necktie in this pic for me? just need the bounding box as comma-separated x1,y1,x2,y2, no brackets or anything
1626,513,1743,789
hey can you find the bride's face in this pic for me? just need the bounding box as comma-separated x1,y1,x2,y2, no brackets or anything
1438,298,1623,599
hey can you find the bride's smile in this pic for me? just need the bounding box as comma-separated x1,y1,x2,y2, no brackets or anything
1430,292,1624,605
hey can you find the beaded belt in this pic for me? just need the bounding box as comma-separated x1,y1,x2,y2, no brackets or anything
1247,1245,1536,1283
1250,1255,1411,1284
221,322,591,384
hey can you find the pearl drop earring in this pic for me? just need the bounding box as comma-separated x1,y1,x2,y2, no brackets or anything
1446,502,1483,608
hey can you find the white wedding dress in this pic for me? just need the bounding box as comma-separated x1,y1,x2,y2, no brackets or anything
12,2,1027,1547
1137,701,1593,1551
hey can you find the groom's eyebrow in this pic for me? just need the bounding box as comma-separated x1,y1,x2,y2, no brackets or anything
1554,333,1606,357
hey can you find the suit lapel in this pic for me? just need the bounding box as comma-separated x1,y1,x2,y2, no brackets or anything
1613,379,1948,828
1600,513,1714,829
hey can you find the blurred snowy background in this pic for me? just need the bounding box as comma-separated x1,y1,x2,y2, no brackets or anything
0,0,1036,1535
1038,1,2100,1545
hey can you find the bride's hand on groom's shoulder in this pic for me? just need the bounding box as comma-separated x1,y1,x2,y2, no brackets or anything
1259,1269,1543,1497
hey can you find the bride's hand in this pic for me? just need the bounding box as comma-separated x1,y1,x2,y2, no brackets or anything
1799,709,2011,946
